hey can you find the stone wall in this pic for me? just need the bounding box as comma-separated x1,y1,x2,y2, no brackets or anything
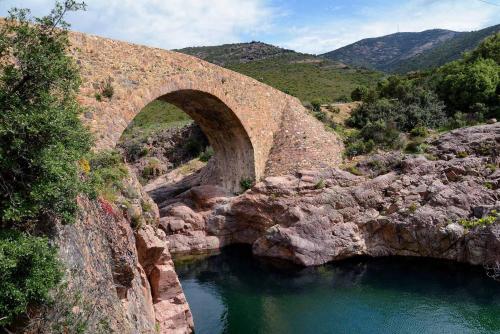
69,32,342,191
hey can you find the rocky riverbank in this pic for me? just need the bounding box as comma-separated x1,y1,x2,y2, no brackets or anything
43,123,498,334
150,123,500,273
34,167,194,334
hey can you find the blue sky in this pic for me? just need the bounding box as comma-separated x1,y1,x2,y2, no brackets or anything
0,0,499,54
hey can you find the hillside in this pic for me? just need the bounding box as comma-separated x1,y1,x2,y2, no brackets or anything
226,55,382,102
322,24,499,73
322,29,461,72
177,41,302,66
177,42,383,102
391,24,500,73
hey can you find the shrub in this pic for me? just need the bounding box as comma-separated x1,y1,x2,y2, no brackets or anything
87,150,129,200
467,32,500,64
311,99,322,112
435,58,499,114
459,210,498,229
184,138,203,156
101,77,114,99
0,230,62,326
351,86,369,101
359,121,403,149
314,179,326,189
199,147,214,162
142,158,164,180
348,85,447,132
410,126,429,138
408,203,418,213
405,140,427,154
444,112,468,130
344,120,406,157
141,199,153,214
326,105,341,114
346,165,363,176
345,139,375,158
335,95,351,103
486,163,497,172
314,110,327,122
240,178,254,191
0,2,91,227
431,34,500,117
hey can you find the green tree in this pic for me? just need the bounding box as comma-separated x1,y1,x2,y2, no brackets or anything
351,86,369,101
0,1,91,228
436,58,499,113
467,32,500,64
347,80,446,132
0,230,62,327
432,32,500,116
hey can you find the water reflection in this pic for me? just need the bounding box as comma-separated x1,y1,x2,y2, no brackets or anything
175,245,500,334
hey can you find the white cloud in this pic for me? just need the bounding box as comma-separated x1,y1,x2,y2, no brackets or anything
281,0,500,54
0,0,275,49
0,0,498,53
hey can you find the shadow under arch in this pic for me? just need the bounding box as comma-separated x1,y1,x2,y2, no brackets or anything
149,89,256,192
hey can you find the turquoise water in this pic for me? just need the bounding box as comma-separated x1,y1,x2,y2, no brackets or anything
175,245,500,334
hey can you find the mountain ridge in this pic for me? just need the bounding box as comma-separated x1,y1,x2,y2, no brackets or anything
176,41,315,66
322,24,500,72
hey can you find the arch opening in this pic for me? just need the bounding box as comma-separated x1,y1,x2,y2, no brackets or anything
119,89,256,193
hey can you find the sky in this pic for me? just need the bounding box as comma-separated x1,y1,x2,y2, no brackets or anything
0,0,499,54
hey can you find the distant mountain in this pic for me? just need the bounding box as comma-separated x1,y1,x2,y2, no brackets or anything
176,41,310,66
176,42,383,102
322,24,500,73
322,29,461,72
390,24,500,73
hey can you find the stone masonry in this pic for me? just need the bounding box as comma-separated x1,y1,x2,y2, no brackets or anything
69,32,343,191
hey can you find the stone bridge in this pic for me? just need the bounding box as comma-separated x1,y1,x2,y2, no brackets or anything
70,32,343,191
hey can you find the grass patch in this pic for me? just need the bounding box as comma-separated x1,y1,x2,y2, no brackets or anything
459,210,498,229
120,100,192,142
178,159,207,176
87,150,129,202
227,55,383,102
345,165,363,176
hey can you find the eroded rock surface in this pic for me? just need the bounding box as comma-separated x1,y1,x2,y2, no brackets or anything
136,226,194,333
36,166,193,334
152,123,500,270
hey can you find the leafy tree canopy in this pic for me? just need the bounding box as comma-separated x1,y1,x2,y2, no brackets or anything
0,1,91,228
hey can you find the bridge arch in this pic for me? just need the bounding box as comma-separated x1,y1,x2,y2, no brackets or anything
71,31,343,192
146,89,255,191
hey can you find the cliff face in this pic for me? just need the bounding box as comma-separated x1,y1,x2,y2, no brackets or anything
53,197,157,333
32,167,193,334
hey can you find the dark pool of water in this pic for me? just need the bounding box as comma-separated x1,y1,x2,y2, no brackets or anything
175,245,500,334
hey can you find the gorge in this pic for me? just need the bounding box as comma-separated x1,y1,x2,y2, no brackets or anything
53,30,500,334
1,1,499,332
